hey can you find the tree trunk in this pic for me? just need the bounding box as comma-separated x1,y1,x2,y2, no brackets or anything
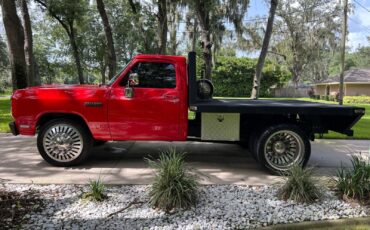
47,62,52,84
192,18,198,52
195,0,212,80
251,0,278,99
157,0,167,54
211,33,217,67
96,0,116,80
20,0,39,86
338,0,348,105
292,72,300,88
68,24,84,84
100,61,107,85
290,59,303,88
1,0,28,90
169,8,179,55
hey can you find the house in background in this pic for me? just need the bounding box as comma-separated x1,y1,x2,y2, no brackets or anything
315,68,370,96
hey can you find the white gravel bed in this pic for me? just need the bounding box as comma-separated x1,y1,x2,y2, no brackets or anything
2,184,369,229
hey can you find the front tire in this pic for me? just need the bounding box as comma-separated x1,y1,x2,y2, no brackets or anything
37,119,93,167
255,124,310,175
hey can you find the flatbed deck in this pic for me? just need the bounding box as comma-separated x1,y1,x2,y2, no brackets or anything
192,99,364,116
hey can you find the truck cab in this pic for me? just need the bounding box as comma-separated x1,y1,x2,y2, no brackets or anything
108,54,189,141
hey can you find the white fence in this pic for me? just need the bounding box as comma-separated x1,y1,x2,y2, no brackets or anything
273,87,310,98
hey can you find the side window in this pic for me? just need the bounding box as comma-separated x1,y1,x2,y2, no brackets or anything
120,62,176,88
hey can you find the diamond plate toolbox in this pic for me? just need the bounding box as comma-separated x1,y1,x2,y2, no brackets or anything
201,113,240,141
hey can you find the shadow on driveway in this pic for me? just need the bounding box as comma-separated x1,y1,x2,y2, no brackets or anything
0,133,369,185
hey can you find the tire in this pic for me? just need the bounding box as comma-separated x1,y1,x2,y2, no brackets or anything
255,124,311,175
37,119,93,167
239,129,261,161
248,131,260,161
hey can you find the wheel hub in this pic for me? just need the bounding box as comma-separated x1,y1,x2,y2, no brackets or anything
264,130,305,171
43,124,83,162
273,141,286,154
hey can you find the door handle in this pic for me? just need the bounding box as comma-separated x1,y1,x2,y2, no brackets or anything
163,94,178,99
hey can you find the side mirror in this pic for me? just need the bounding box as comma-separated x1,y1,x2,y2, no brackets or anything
125,87,134,98
128,73,139,86
125,73,139,98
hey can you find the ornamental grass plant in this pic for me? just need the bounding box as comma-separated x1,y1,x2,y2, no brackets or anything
335,155,370,203
82,177,107,202
277,164,322,203
146,148,198,213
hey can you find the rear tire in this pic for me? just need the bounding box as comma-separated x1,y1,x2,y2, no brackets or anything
248,131,260,161
37,119,93,167
255,124,310,175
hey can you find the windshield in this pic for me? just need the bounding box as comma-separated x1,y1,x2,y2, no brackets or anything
107,61,131,85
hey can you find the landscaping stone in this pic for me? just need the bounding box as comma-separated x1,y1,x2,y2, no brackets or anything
1,184,369,229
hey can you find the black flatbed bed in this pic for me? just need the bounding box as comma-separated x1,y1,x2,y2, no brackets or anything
192,99,364,116
186,52,365,136
189,99,366,136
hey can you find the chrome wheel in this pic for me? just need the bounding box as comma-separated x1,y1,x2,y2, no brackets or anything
43,124,83,162
264,130,304,171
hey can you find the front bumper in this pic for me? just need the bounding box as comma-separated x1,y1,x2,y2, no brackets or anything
9,122,19,136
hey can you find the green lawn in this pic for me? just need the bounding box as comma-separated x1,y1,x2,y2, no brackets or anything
265,216,370,230
0,98,11,132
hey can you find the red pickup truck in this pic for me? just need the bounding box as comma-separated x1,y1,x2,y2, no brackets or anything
9,52,365,174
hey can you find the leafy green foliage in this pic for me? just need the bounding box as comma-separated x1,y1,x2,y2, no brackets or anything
328,52,357,76
46,0,87,23
335,156,370,202
0,99,11,133
271,0,342,84
277,165,322,203
105,0,158,63
0,34,10,89
30,0,159,85
212,56,290,97
82,178,107,202
147,149,198,213
343,96,370,104
329,45,370,76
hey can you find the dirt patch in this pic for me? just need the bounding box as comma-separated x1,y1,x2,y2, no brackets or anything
0,188,44,229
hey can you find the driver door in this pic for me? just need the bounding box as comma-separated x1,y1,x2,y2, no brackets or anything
108,60,181,140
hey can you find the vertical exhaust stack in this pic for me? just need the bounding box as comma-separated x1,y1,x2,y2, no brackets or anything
188,52,197,105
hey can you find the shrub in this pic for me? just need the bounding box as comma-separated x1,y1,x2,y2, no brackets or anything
335,155,370,202
329,95,336,102
320,95,329,101
343,96,370,104
82,177,107,202
211,56,291,97
307,88,315,98
147,148,198,213
277,165,322,203
311,94,320,100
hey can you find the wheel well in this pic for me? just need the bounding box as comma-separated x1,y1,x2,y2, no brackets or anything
36,113,91,134
240,114,313,141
